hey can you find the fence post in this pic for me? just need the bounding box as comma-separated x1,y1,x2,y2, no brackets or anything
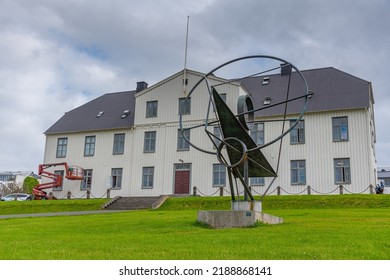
369,184,374,194
106,189,110,198
87,190,90,199
219,187,224,196
307,185,311,195
67,191,71,199
339,185,343,195
277,186,281,195
193,186,197,196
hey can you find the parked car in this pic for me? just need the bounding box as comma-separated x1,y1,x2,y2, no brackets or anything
0,193,32,201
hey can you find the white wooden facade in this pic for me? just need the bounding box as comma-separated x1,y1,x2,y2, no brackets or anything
42,69,377,198
254,109,376,195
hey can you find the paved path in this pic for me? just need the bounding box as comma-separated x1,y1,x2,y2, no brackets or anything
0,210,128,219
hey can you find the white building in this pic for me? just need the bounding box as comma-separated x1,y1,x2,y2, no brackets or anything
0,171,37,195
42,67,376,198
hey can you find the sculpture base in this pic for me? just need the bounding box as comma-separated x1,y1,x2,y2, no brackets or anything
198,209,283,229
231,200,262,212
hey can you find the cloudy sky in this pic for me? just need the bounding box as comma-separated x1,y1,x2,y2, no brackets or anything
1,0,389,172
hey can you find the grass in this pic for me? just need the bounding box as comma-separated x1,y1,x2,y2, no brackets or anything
159,194,390,210
0,195,390,260
0,198,109,215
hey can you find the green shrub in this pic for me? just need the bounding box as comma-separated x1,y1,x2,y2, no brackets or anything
23,176,39,194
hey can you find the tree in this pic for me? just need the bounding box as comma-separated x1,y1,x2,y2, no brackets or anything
23,176,39,194
0,182,23,195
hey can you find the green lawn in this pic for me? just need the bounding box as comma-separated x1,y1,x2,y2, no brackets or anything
0,198,109,215
0,195,389,260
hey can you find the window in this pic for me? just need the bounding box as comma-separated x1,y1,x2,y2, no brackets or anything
84,136,96,156
264,96,272,105
370,120,375,149
291,160,306,185
332,117,348,142
213,164,226,186
121,110,130,119
146,101,158,118
81,169,93,190
250,123,264,145
334,158,351,184
56,138,68,158
111,168,122,189
144,131,156,153
290,120,305,144
177,129,190,151
213,126,222,148
52,170,64,191
0,174,15,181
142,167,154,189
179,97,191,115
250,177,265,186
113,134,125,155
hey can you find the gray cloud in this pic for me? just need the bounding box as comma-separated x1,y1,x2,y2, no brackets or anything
1,0,389,171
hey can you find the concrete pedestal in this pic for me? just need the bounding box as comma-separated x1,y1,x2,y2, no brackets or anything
198,201,283,229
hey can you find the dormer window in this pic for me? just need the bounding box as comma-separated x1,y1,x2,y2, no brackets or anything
264,97,272,105
121,110,130,119
262,77,270,85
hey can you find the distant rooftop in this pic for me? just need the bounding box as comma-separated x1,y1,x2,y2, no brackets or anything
378,168,390,179
0,171,34,176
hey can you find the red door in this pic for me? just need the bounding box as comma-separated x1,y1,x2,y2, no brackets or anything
174,164,191,194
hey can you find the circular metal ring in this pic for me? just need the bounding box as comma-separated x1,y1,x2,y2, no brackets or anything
237,94,254,130
179,55,310,155
216,137,247,168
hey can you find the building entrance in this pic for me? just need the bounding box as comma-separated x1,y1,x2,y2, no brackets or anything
174,163,191,194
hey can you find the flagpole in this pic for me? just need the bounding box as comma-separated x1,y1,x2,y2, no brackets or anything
183,16,189,96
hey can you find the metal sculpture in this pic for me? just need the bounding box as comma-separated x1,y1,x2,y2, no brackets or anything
179,55,311,202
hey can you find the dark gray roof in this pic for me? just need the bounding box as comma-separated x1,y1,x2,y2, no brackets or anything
45,67,371,135
240,67,372,117
45,90,136,134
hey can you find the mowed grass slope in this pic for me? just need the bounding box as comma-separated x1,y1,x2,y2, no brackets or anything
0,195,389,260
0,198,109,215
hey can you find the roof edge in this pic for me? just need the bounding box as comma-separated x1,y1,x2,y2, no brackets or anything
44,125,135,135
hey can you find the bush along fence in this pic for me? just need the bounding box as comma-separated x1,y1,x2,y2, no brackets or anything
192,184,384,197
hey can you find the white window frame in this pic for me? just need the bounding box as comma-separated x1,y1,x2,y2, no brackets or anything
144,131,156,153
142,167,154,189
213,164,226,187
291,160,306,185
113,133,125,155
146,100,158,118
56,138,68,158
334,158,351,184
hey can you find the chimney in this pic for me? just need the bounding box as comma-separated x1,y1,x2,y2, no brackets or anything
136,81,148,93
280,63,292,76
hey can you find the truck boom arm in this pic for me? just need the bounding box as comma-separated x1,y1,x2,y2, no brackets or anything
33,162,83,199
